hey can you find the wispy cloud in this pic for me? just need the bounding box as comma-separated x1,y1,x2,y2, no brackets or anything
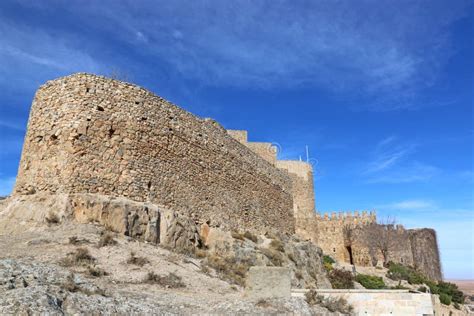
0,120,26,131
380,199,436,210
362,137,440,183
10,0,468,111
0,17,104,98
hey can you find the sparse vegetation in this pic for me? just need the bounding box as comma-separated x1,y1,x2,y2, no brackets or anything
60,247,96,267
203,254,250,286
260,247,284,266
193,248,207,259
127,252,150,267
387,262,465,305
61,274,107,296
355,274,386,289
98,232,117,247
145,272,186,288
269,239,285,252
86,265,108,277
305,290,354,314
328,269,354,289
323,255,335,272
255,299,272,308
243,231,258,243
69,236,90,245
45,212,60,224
231,231,245,240
387,262,425,285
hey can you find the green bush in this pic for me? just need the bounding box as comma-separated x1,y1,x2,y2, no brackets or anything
437,281,465,304
323,255,335,272
329,269,354,289
356,274,386,289
323,255,335,265
439,293,452,305
386,263,465,305
386,262,427,285
417,286,427,293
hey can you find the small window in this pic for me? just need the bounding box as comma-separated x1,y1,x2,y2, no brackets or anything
333,248,336,253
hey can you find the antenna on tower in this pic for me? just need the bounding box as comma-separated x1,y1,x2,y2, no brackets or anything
306,145,309,163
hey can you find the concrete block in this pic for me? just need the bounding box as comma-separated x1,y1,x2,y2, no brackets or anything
245,266,291,299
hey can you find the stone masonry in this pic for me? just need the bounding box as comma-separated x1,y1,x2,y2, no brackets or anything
13,73,295,234
13,73,442,280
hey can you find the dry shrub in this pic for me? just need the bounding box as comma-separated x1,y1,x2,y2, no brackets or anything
61,247,96,267
127,252,150,267
45,212,60,224
255,299,272,308
231,231,245,241
193,248,207,258
269,239,285,252
145,272,186,288
69,236,90,245
243,231,258,243
305,290,353,314
200,265,211,275
86,265,108,277
98,232,117,247
260,248,284,266
328,269,354,289
204,254,249,286
295,270,303,280
323,297,353,313
61,274,107,296
287,252,297,263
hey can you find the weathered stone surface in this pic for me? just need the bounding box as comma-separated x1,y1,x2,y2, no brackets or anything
245,267,291,299
14,73,294,235
204,227,331,289
0,193,201,251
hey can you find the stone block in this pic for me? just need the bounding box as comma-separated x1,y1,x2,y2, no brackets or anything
245,267,291,299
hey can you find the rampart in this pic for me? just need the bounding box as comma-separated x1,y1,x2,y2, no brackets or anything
13,73,295,234
12,73,442,281
409,229,442,280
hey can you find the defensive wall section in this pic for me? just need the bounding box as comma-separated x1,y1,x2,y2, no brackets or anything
13,73,295,234
12,73,442,281
409,229,442,281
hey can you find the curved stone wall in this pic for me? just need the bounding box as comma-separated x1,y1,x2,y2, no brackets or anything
14,73,294,234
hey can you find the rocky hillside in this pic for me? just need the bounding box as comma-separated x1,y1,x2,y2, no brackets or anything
0,198,339,315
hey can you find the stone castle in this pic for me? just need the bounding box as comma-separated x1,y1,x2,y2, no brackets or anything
13,73,442,280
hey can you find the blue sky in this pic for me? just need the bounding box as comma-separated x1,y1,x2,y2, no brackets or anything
0,1,472,279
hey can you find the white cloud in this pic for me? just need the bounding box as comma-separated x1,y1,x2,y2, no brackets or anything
38,0,469,111
0,18,104,97
381,199,436,210
362,137,439,183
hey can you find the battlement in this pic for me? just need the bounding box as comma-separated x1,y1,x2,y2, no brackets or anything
316,210,376,224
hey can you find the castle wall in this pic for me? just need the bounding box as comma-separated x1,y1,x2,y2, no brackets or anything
13,73,295,234
315,211,376,263
275,161,315,220
245,142,277,165
227,130,316,222
409,229,442,280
